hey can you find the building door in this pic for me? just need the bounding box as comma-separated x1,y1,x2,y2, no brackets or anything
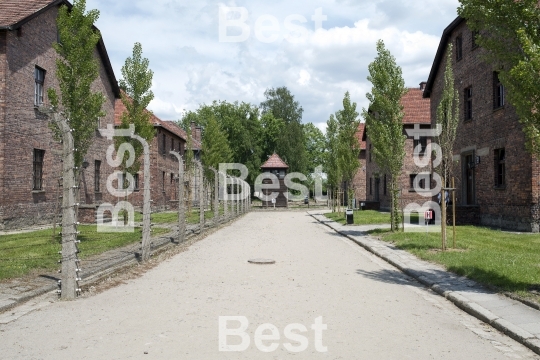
463,153,475,205
375,178,380,202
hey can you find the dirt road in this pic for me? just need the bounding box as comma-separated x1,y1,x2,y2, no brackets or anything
0,211,537,359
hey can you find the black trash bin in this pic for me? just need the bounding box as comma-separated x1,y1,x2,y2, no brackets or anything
346,209,354,225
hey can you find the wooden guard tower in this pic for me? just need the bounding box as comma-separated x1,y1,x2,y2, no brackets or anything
260,153,289,208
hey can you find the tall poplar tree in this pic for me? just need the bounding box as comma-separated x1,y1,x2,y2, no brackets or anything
336,92,361,209
363,40,407,231
325,114,341,212
48,0,105,168
436,44,460,249
116,42,155,175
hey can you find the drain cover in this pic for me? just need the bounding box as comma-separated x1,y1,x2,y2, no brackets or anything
248,258,275,265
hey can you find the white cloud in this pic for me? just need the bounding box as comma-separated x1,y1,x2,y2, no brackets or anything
88,0,459,127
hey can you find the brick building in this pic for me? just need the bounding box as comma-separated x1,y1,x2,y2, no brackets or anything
113,98,203,211
351,123,366,205
363,84,432,211
423,17,540,232
0,0,120,229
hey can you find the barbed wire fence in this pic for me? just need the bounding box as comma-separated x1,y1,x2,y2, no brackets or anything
0,145,252,300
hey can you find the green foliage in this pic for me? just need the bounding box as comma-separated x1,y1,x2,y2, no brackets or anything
436,44,460,182
458,0,540,157
324,114,341,188
48,0,105,168
260,86,304,124
202,115,233,175
260,112,285,157
363,40,407,231
336,92,361,207
260,87,307,173
179,101,262,183
116,42,155,174
303,122,326,174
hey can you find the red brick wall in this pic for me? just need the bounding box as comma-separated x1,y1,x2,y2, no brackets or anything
365,125,434,211
429,21,539,231
124,127,188,212
352,150,366,201
0,7,117,229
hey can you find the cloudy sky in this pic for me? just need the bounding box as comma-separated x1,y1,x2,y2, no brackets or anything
87,0,460,132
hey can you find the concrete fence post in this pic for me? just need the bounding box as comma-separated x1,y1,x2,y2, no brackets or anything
170,151,185,243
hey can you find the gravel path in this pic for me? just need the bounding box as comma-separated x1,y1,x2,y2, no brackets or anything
0,211,537,359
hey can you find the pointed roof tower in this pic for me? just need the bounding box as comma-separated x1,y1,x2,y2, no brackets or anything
260,153,289,169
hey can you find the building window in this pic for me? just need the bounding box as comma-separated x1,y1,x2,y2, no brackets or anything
464,87,473,121
494,148,505,187
383,174,387,195
409,174,416,190
94,160,101,192
369,144,372,162
472,30,479,49
162,171,165,191
118,172,125,190
369,177,372,195
34,67,45,106
161,133,166,155
456,35,463,61
33,149,45,190
134,173,139,190
170,173,175,184
409,174,429,191
493,72,505,109
413,137,427,155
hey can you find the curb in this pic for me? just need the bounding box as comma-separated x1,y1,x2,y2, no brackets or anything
0,214,245,314
309,212,540,356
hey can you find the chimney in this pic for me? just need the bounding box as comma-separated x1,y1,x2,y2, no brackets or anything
419,81,427,91
195,126,202,142
190,121,201,142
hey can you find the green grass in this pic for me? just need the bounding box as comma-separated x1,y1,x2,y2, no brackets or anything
371,226,540,296
134,208,224,224
0,225,170,280
325,210,392,225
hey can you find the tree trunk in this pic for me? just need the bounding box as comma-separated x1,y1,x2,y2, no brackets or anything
441,176,447,251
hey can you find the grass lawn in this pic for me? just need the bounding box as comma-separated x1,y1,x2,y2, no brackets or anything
133,208,224,224
370,226,540,298
325,210,391,225
0,225,170,280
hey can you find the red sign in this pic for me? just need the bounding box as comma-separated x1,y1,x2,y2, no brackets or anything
424,210,432,220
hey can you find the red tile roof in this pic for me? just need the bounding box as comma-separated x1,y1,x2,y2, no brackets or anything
355,123,366,150
0,0,61,27
401,88,431,124
261,153,289,169
115,97,201,150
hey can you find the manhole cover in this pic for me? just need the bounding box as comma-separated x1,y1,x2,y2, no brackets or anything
248,258,275,265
